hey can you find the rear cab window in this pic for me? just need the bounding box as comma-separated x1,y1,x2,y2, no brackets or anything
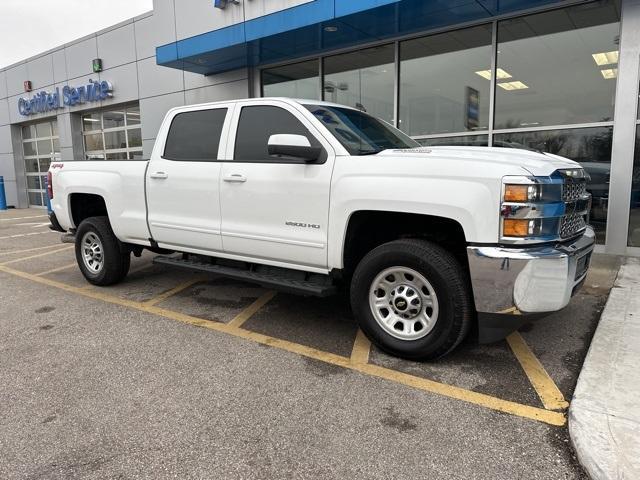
163,108,227,161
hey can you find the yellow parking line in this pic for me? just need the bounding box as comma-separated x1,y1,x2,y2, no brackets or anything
144,277,205,306
350,329,371,365
35,262,78,277
227,291,277,328
0,246,73,266
0,244,66,256
507,332,569,411
0,262,566,426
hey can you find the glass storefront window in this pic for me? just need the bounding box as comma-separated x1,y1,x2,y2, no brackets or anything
399,25,492,136
417,135,489,147
84,133,104,151
494,126,613,243
126,106,141,125
323,44,395,124
495,1,621,129
82,112,102,131
23,142,37,157
35,122,51,138
82,104,143,160
22,125,35,140
127,128,142,148
103,110,125,129
21,119,59,208
36,139,52,155
262,60,319,99
628,126,640,246
104,130,127,150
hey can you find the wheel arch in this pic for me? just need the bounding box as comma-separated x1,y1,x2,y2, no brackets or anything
341,210,469,277
69,193,108,229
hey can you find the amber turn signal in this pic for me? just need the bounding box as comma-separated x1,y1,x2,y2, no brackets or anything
503,184,530,202
503,218,531,237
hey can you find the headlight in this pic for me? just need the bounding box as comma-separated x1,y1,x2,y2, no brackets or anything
503,184,541,203
500,171,590,243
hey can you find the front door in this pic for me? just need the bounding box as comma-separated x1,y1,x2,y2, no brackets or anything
146,105,232,253
220,101,335,269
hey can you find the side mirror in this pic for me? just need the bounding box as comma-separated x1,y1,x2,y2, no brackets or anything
268,134,322,162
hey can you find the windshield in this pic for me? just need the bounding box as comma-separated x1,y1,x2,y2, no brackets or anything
304,104,419,155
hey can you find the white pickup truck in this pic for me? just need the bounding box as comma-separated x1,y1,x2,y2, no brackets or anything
48,98,595,360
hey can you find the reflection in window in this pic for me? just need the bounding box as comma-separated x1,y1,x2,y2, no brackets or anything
629,127,640,246
494,127,613,243
400,25,492,136
417,135,489,147
323,45,395,124
262,60,319,99
495,1,620,129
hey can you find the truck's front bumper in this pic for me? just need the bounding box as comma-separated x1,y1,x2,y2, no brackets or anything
466,226,595,342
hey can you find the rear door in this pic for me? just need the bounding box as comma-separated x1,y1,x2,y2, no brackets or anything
146,104,233,253
219,100,335,270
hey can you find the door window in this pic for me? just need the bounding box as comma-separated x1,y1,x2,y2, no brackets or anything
163,108,228,161
233,105,322,162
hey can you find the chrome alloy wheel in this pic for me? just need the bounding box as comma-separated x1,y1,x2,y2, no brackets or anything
81,231,104,274
369,266,439,341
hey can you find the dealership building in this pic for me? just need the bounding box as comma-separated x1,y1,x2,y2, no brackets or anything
0,0,638,254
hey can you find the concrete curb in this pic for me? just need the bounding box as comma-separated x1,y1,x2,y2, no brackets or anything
569,258,640,480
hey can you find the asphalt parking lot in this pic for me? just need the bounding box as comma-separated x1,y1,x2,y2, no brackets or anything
0,209,622,479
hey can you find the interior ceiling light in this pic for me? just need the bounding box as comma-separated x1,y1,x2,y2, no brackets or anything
324,25,338,32
475,68,512,80
497,81,529,91
600,68,618,79
592,50,619,66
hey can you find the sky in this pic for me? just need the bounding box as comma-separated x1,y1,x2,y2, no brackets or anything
0,0,153,69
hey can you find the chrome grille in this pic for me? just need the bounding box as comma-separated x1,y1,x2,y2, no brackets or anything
562,180,587,202
560,213,587,239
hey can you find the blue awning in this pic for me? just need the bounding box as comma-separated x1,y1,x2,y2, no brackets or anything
156,0,566,75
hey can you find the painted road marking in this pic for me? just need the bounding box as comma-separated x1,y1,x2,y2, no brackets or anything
0,262,566,426
227,291,277,328
350,329,371,365
0,215,48,221
507,332,570,410
0,230,57,240
0,246,73,266
0,244,66,256
35,262,78,277
143,277,206,306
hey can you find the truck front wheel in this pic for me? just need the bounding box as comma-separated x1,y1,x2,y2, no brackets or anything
350,239,473,360
75,216,130,286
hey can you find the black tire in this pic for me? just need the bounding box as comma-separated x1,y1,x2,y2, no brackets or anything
350,239,473,361
75,216,130,286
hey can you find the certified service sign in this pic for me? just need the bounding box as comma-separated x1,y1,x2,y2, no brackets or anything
18,79,113,116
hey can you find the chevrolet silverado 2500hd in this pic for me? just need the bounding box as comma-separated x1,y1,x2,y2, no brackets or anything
48,98,595,360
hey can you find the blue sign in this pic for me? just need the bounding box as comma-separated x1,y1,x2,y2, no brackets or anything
18,80,113,116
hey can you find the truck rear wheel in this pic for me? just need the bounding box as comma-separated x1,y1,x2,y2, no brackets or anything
75,216,130,286
350,239,473,360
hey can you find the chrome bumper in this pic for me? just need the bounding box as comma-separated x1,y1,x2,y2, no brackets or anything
466,226,595,315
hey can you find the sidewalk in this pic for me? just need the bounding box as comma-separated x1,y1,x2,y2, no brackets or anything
569,258,640,480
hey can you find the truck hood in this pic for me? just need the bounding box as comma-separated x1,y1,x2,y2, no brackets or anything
377,146,580,177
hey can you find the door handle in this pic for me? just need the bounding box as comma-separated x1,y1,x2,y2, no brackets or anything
150,171,169,179
223,173,247,183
